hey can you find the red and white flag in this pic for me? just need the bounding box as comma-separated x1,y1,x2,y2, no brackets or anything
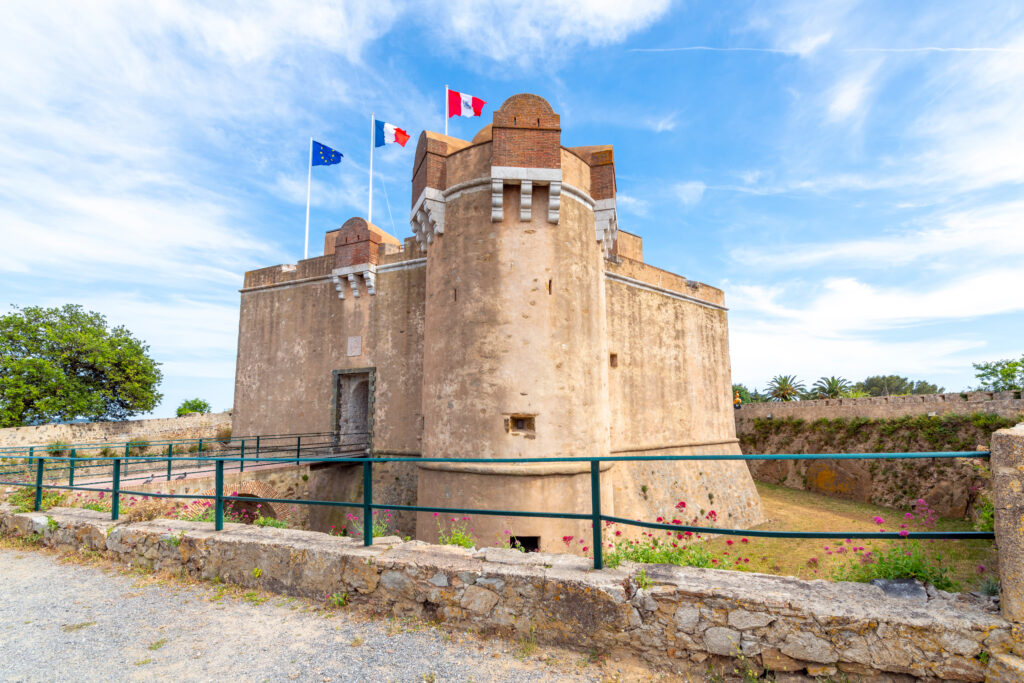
447,88,486,118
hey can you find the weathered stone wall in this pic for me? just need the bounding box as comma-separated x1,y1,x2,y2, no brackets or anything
1,503,1013,681
0,412,232,451
738,413,1018,518
735,391,1024,432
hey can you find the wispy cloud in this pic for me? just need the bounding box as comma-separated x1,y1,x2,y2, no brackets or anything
430,0,671,66
674,181,706,207
731,200,1024,270
646,112,679,132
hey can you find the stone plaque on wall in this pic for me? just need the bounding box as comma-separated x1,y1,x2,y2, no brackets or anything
347,336,362,357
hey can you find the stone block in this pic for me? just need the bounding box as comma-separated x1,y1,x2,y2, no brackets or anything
780,632,837,664
703,626,741,656
727,608,775,630
992,425,1024,623
460,585,499,614
760,647,804,672
673,605,700,633
988,653,1024,683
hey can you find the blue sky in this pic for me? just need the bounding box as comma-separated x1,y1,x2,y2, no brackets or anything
2,1,1023,417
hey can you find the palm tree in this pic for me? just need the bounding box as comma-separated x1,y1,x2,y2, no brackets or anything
811,376,851,399
767,374,805,402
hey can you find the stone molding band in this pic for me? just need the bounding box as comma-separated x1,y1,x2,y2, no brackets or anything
417,459,616,476
609,438,740,454
239,274,333,294
604,272,729,312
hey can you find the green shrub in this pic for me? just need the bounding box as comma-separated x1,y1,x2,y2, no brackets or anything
215,426,232,444
8,487,65,513
974,495,994,532
127,438,150,456
254,515,288,528
436,515,476,548
832,540,958,591
46,441,70,456
176,398,211,417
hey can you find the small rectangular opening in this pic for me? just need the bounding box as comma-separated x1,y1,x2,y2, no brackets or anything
508,415,535,433
547,279,552,294
609,353,618,368
510,535,540,552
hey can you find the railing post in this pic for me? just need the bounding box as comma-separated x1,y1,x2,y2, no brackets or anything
590,460,603,570
28,446,34,475
198,438,203,455
34,456,44,511
215,458,224,531
296,435,301,465
111,458,121,521
69,449,75,488
239,439,245,473
167,443,173,481
255,435,261,459
362,459,373,546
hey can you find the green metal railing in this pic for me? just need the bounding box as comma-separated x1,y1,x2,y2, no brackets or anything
0,444,994,570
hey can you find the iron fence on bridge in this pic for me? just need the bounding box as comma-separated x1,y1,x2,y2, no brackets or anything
0,436,994,570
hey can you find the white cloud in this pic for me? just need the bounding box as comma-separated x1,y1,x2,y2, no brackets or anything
731,200,1024,270
788,31,834,57
431,0,671,65
827,69,874,122
674,181,706,207
648,112,679,132
616,193,649,217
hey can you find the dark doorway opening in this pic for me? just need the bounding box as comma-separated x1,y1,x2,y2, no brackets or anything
511,535,540,552
335,369,373,456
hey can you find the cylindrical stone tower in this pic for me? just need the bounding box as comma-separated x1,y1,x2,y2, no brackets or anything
414,94,612,550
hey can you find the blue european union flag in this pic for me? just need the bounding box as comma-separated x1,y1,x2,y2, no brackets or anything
312,141,343,166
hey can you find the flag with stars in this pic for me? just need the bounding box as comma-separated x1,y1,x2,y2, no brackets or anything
312,140,343,166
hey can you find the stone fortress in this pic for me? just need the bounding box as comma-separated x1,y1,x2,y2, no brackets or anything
232,94,763,550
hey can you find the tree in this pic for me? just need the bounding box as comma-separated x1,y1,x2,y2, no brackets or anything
973,355,1024,391
177,398,212,416
0,305,162,427
767,374,804,402
854,375,944,397
810,376,851,399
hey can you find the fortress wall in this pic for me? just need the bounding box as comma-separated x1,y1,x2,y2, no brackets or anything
0,412,231,451
232,272,366,437
604,266,763,530
735,391,1024,433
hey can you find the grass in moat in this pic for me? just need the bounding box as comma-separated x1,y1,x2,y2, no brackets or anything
696,482,997,591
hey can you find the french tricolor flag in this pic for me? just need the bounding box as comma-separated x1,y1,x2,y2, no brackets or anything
448,88,486,118
374,120,410,147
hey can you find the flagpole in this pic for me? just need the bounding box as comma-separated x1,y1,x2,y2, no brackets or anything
445,84,449,136
368,113,374,223
304,137,312,260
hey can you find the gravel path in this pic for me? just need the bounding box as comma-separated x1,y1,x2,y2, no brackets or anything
0,548,602,683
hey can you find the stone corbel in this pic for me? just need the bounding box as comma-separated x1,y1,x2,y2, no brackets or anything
332,264,377,299
520,180,532,221
410,188,445,253
548,181,561,224
490,178,504,222
594,198,618,259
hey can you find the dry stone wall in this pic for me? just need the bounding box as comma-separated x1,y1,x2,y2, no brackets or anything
735,395,1024,518
735,391,1024,431
1,503,1014,681
0,412,232,451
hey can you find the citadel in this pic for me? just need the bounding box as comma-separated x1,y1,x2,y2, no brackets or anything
231,94,763,549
